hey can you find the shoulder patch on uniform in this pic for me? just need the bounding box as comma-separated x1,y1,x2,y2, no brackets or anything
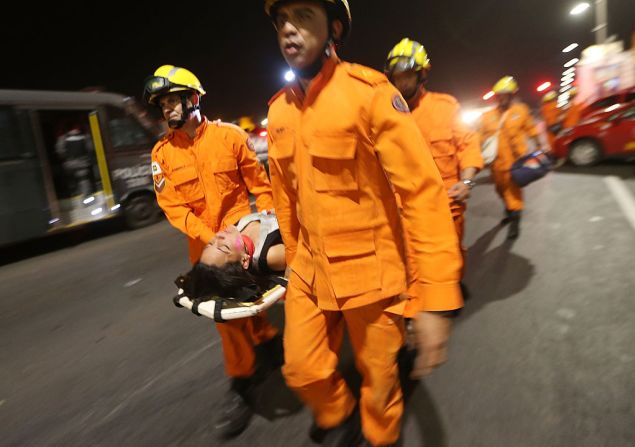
392,94,410,113
151,161,162,175
345,63,388,86
246,137,256,151
151,161,165,193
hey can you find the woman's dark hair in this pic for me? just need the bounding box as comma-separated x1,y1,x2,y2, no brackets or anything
176,262,265,302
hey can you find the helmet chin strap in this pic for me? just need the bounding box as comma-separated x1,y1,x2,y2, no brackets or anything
168,94,200,129
401,85,419,101
296,36,335,80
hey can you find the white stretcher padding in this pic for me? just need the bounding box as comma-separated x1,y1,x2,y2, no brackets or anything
176,284,286,321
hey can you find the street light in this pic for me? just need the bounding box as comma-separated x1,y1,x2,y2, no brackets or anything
483,91,495,101
562,43,579,53
536,81,552,92
564,58,580,68
570,2,590,15
569,1,608,45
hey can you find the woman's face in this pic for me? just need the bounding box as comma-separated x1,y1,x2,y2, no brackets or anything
200,225,247,267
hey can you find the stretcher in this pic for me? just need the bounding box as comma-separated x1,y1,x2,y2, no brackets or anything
173,277,287,322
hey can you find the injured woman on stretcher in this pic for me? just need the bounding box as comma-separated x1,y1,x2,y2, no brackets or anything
173,211,288,321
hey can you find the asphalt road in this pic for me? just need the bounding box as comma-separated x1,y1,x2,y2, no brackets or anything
1,162,634,447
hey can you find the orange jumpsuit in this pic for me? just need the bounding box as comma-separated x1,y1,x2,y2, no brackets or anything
267,55,463,446
410,91,483,244
540,100,560,149
563,101,583,129
479,103,539,212
151,117,277,378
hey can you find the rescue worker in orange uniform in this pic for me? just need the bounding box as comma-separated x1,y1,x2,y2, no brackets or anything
384,38,483,255
143,65,278,438
540,90,561,149
478,76,542,240
264,1,464,446
562,87,583,129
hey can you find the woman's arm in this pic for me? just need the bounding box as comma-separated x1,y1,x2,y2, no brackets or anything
265,244,286,273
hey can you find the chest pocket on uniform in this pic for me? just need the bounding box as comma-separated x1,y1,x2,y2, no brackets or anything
309,133,358,192
172,166,205,204
323,228,380,298
428,129,458,179
213,159,240,195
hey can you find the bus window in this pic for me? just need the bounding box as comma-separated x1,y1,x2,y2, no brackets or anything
0,107,35,160
106,106,152,151
0,107,50,246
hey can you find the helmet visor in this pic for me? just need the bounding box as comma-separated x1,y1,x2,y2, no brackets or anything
144,76,171,104
385,56,418,75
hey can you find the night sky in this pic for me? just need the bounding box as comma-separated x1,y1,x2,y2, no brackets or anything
3,0,634,121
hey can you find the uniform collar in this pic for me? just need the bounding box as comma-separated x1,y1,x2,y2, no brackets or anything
410,87,429,111
170,116,209,142
289,52,340,106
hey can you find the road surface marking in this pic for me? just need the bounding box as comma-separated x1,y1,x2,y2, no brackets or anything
124,278,142,288
604,176,635,231
588,216,604,223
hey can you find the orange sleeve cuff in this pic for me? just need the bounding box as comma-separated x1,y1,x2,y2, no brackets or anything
403,282,464,318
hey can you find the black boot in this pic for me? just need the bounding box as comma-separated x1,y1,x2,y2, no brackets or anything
314,406,363,447
500,209,512,225
507,211,521,240
359,439,396,447
214,377,253,439
260,333,284,370
460,281,471,301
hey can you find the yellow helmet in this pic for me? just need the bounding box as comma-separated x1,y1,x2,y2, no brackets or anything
238,116,256,133
385,38,431,75
143,65,206,105
492,76,519,94
264,0,351,42
542,90,557,103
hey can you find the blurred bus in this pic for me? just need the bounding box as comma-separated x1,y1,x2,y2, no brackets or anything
0,89,164,247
